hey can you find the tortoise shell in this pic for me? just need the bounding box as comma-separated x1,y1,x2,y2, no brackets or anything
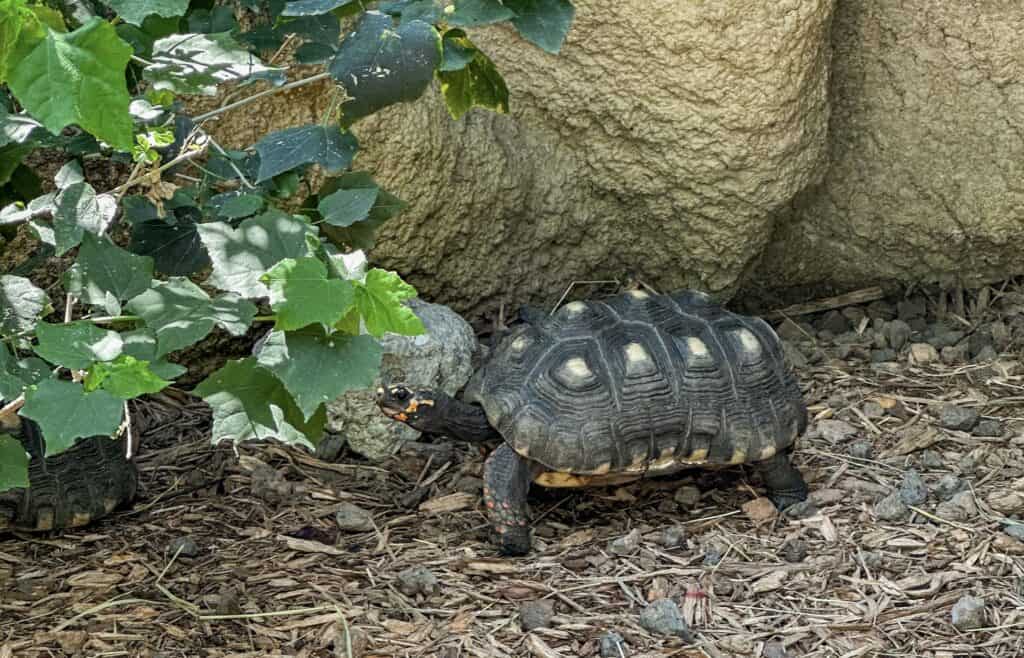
463,289,807,484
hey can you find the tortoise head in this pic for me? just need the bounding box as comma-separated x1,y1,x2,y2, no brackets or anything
375,384,443,433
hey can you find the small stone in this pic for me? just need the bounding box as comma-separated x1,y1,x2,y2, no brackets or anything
608,529,642,556
936,490,978,521
941,343,970,365
315,435,346,462
656,525,687,549
938,405,979,431
816,329,835,344
848,440,873,460
335,502,375,532
908,317,928,333
927,329,965,350
703,544,724,566
951,595,985,631
762,641,789,658
936,474,964,500
866,300,896,321
396,566,439,597
972,419,1002,437
885,320,913,351
216,585,242,616
775,318,805,342
919,450,944,470
870,348,897,363
899,470,929,506
973,344,998,362
1003,523,1024,542
991,321,1011,350
986,490,1024,515
862,401,885,418
861,551,883,569
874,492,909,521
167,536,200,558
781,341,808,369
897,297,927,320
673,485,701,508
908,343,939,365
818,419,857,443
639,599,692,640
454,475,484,494
783,500,818,519
780,539,808,563
599,631,628,658
842,306,866,325
818,310,851,334
969,329,994,358
519,600,554,631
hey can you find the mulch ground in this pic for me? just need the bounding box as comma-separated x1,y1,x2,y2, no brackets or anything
2,285,1024,658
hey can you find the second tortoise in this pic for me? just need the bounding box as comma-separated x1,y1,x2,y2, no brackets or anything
377,289,810,555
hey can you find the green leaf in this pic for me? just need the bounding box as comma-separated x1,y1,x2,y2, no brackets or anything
447,0,515,26
7,18,133,149
21,379,123,456
282,0,357,15
145,32,285,96
0,106,46,148
261,257,354,331
84,354,170,398
0,0,46,84
317,187,378,227
194,357,326,449
439,28,476,71
120,329,187,380
329,11,442,127
63,234,155,306
52,182,117,255
254,125,358,183
129,212,212,277
0,343,48,399
317,172,407,251
54,160,84,189
0,275,51,337
256,327,382,420
105,0,189,27
503,0,574,54
214,192,265,219
211,293,257,336
197,212,315,298
33,321,123,370
125,278,216,357
438,34,509,119
354,268,424,337
0,433,29,492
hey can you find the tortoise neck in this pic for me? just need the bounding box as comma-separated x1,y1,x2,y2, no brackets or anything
436,393,501,443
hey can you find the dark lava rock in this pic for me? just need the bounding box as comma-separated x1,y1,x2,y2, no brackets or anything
784,500,819,519
780,539,808,563
897,297,927,320
1003,523,1024,542
874,492,909,521
599,631,629,658
818,310,851,335
899,470,929,506
972,419,1003,437
397,566,440,597
884,320,913,351
938,405,980,432
335,502,375,532
168,536,200,558
866,300,896,321
951,595,986,631
919,450,944,470
762,641,789,658
520,600,554,631
871,348,898,362
973,345,998,362
848,440,873,460
640,599,692,640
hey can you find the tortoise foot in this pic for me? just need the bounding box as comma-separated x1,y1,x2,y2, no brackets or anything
491,525,532,557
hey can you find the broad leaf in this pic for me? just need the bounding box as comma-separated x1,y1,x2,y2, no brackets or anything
126,278,216,357
0,433,29,492
7,18,133,149
145,32,285,96
318,187,378,227
54,160,84,189
282,0,357,16
21,379,123,456
63,234,155,306
120,329,187,379
261,257,355,331
0,0,39,83
354,268,424,337
0,275,51,337
211,293,257,336
33,321,123,370
197,211,315,298
213,192,265,219
84,354,171,399
52,182,117,255
129,211,211,277
254,125,358,182
447,0,515,26
256,328,382,420
317,172,407,250
503,0,574,54
439,28,476,71
329,11,442,126
194,357,326,449
294,41,336,64
105,0,189,27
0,344,48,399
0,107,46,148
438,34,509,119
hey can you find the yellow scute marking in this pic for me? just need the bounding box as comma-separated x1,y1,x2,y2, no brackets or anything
728,449,747,464
758,444,777,460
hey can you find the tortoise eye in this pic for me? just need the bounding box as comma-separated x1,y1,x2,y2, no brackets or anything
394,387,409,401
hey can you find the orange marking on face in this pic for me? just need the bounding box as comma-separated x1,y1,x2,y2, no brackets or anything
394,413,408,422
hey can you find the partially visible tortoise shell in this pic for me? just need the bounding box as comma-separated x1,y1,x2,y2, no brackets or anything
464,289,807,486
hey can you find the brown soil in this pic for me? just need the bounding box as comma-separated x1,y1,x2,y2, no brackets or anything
2,285,1024,657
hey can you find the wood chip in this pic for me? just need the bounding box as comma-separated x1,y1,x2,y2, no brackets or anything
742,497,777,522
751,571,788,594
418,492,477,514
277,535,346,555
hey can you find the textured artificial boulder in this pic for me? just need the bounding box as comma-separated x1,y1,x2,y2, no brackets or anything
352,0,835,322
748,1,1024,299
325,298,478,461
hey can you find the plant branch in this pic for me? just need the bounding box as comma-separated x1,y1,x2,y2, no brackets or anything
193,71,333,124
107,139,210,197
0,207,50,228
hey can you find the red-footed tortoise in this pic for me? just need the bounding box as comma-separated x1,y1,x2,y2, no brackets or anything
376,289,809,556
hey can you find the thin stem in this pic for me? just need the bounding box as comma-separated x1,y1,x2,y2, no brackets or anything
0,206,50,228
108,138,209,197
193,71,333,124
206,136,255,189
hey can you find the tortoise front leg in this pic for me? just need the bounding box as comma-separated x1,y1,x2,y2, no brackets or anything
483,443,532,556
754,449,809,510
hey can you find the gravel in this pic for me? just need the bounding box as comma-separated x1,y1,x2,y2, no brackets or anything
874,492,909,521
639,599,692,640
899,470,929,506
848,440,873,460
608,529,641,556
935,474,965,500
938,405,980,431
167,536,200,558
951,595,985,631
335,502,375,532
599,631,628,658
885,320,913,351
396,566,439,597
972,419,1003,437
780,539,809,563
519,600,554,631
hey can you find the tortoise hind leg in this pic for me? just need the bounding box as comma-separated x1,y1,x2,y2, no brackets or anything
483,443,532,556
753,449,808,511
